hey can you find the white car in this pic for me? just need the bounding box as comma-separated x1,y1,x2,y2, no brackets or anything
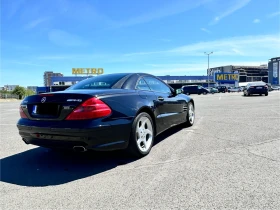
228,87,242,93
272,86,280,91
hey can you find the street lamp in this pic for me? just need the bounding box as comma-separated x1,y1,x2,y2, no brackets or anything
204,52,213,88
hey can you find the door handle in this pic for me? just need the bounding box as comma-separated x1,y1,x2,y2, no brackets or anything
158,96,164,101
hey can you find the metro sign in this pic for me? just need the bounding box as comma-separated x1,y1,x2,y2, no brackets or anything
214,73,239,82
72,68,104,75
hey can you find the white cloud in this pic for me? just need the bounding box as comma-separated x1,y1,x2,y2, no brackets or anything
201,28,211,34
209,0,252,25
25,17,50,29
253,19,260,23
48,29,88,47
124,34,280,58
121,60,269,75
267,11,280,18
109,0,208,28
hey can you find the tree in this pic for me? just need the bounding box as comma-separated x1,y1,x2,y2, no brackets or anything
26,89,35,96
12,86,26,99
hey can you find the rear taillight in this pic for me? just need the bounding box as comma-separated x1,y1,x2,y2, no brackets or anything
250,86,255,89
66,97,112,120
19,107,28,118
264,86,268,89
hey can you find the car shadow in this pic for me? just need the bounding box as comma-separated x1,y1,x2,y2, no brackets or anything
0,148,135,187
241,95,267,97
0,125,185,187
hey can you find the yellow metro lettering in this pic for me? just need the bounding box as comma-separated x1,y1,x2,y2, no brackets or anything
98,68,104,74
72,68,83,74
217,74,223,80
91,68,97,74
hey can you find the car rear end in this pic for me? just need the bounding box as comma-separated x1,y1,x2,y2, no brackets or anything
17,92,133,151
247,84,268,95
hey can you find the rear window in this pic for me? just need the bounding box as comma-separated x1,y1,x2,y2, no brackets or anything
67,74,128,90
250,82,266,86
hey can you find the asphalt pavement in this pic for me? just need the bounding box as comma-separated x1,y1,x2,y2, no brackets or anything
1,92,280,210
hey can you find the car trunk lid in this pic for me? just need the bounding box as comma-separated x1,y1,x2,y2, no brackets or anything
20,93,94,121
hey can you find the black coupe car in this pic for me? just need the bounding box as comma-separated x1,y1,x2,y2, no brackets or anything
243,82,268,96
17,73,195,157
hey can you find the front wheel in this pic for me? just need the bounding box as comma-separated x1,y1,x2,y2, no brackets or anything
185,102,195,127
127,112,154,158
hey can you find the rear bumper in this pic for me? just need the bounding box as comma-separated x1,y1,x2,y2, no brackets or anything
247,89,268,94
17,119,133,151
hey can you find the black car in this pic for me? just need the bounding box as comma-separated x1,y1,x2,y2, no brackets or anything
216,86,228,93
243,82,268,96
17,73,195,157
181,85,209,95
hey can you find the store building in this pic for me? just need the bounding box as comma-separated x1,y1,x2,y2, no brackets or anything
209,64,268,83
268,57,280,85
44,71,64,86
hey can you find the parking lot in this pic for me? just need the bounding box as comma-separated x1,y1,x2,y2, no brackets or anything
1,92,280,209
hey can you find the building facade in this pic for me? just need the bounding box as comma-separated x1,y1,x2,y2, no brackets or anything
44,71,64,86
268,57,280,85
3,85,19,91
209,65,268,83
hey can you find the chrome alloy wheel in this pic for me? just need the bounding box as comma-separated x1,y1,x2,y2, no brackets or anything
188,103,195,124
136,116,153,152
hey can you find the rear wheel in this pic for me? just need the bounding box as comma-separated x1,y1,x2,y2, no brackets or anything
127,112,154,158
265,93,268,96
185,102,195,127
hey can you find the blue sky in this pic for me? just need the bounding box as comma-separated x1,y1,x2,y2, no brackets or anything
1,0,280,87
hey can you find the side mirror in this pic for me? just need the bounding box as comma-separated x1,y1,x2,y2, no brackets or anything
176,89,182,94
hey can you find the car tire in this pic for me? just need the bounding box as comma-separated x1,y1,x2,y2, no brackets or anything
184,102,195,127
265,93,268,96
127,112,154,158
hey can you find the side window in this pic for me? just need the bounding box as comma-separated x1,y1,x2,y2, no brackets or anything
143,77,171,93
136,78,151,90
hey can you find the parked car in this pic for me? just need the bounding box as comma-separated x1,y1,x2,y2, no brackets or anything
216,86,228,93
271,86,280,91
243,82,268,96
17,73,195,158
206,87,218,94
181,85,209,95
228,87,242,93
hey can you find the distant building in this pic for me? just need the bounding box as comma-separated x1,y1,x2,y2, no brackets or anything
44,71,63,86
209,65,268,83
27,86,37,92
51,76,93,86
4,85,19,91
268,57,280,85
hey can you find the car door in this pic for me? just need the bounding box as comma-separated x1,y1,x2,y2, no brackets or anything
143,76,186,132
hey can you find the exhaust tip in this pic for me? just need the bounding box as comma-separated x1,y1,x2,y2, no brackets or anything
22,138,29,144
73,146,87,152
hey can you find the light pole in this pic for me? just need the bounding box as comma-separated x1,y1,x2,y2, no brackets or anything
204,52,213,88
